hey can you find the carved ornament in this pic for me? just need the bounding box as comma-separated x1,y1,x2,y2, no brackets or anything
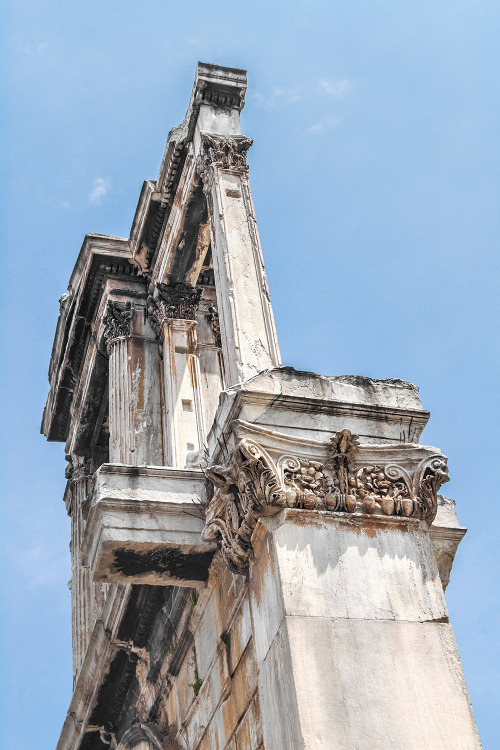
65,455,92,482
207,305,221,348
147,283,202,336
197,134,253,189
102,301,134,352
203,430,450,574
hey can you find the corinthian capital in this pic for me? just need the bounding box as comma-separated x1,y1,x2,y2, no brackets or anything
203,432,451,574
102,300,134,352
147,283,202,337
197,133,253,187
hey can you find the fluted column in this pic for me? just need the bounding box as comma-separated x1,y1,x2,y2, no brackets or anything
148,284,206,468
196,133,281,387
103,299,163,466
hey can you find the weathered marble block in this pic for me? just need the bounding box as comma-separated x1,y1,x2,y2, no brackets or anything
83,463,216,586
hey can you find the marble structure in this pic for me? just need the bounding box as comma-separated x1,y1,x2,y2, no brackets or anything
42,63,481,750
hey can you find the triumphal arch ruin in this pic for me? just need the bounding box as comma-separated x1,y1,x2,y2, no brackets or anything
42,63,481,750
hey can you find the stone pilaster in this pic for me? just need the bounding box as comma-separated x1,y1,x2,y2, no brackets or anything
148,284,205,468
66,456,113,684
66,459,92,680
196,134,281,386
250,510,481,750
196,297,225,436
103,299,164,466
202,403,481,749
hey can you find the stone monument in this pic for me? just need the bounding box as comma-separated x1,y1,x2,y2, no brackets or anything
42,62,481,750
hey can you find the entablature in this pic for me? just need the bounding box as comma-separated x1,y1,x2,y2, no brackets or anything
42,235,139,443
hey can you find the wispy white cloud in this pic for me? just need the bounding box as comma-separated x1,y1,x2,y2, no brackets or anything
319,77,351,97
20,40,49,58
89,177,111,206
251,76,350,112
271,86,302,104
308,115,341,135
251,86,302,108
187,37,199,46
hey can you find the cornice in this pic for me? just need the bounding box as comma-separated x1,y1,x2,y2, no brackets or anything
42,252,144,442
144,64,248,274
206,389,430,463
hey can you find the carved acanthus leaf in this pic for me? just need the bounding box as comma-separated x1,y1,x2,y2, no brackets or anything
147,283,202,335
203,440,285,573
102,301,134,351
412,455,450,522
65,454,92,482
197,134,253,188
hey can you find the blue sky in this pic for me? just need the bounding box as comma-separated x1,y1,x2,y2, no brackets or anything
2,1,499,747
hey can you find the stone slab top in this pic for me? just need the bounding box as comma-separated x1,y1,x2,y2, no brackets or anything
206,366,430,456
233,367,423,411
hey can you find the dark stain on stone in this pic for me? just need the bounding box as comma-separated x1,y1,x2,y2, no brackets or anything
117,585,166,645
113,547,214,582
220,628,232,672
90,649,139,730
362,522,377,539
79,730,109,750
147,588,189,677
167,183,208,284
88,584,193,743
114,676,140,743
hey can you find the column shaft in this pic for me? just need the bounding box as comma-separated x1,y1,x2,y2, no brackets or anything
161,319,205,467
105,300,164,466
199,134,281,386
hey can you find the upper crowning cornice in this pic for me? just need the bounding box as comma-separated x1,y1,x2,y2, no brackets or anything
129,64,247,272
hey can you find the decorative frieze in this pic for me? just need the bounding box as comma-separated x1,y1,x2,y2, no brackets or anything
147,283,202,336
102,301,134,352
203,431,450,573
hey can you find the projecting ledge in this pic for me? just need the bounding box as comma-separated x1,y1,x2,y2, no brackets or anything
82,464,216,587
